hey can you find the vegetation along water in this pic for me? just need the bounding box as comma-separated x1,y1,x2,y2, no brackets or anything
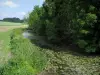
0,0,100,75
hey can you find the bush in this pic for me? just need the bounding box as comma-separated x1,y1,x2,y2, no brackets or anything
0,68,4,75
85,46,96,53
77,40,88,48
3,57,36,75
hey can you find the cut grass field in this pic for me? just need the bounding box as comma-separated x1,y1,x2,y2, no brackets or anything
0,21,23,26
0,21,27,32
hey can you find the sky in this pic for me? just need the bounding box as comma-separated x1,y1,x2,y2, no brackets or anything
0,0,44,20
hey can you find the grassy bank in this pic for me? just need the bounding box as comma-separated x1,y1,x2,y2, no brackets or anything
0,28,100,75
0,28,48,75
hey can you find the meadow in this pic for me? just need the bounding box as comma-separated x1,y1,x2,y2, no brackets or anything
0,21,23,26
0,22,48,75
0,21,26,68
0,21,27,32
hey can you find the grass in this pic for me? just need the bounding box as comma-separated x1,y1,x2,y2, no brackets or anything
9,28,100,75
0,21,100,75
0,21,23,26
0,22,28,75
0,28,48,75
0,31,11,49
0,30,11,68
0,21,28,32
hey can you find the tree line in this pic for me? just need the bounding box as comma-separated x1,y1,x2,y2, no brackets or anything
2,17,23,23
28,0,100,53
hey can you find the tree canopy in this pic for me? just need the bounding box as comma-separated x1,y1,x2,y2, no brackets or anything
28,0,100,53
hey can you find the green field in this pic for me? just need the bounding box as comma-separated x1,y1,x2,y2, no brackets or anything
0,22,47,75
0,21,24,26
0,31,11,67
0,22,27,68
0,21,47,75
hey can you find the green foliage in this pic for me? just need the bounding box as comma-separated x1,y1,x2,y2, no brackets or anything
89,5,95,11
77,40,88,48
0,28,48,75
3,18,23,23
3,57,36,75
28,0,100,53
85,46,96,53
45,20,57,43
80,30,89,34
23,13,29,24
0,30,12,70
86,13,97,23
28,6,46,36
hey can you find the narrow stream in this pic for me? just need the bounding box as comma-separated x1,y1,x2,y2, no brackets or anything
22,31,34,39
22,30,51,47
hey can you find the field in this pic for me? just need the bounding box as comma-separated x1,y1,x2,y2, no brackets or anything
0,21,48,75
0,22,27,68
0,21,23,26
0,21,47,75
0,21,27,32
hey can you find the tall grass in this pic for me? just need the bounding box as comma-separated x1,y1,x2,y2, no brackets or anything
0,28,48,75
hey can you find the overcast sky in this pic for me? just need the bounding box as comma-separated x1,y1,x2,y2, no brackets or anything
0,0,44,20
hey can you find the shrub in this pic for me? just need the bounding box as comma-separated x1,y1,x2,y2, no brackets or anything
3,57,36,75
85,46,96,53
0,68,4,75
77,40,88,48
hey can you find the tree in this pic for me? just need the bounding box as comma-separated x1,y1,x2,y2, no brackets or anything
3,17,23,23
28,6,46,36
23,13,30,24
28,0,100,52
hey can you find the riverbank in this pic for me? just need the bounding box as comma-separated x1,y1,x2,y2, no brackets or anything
0,28,100,75
23,29,100,75
0,28,48,75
